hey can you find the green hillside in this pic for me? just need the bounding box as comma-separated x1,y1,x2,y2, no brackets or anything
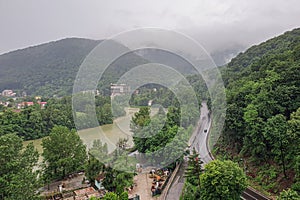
220,28,300,194
0,38,100,97
0,38,151,97
0,37,242,97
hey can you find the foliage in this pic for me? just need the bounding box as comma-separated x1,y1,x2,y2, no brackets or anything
278,189,300,200
200,160,248,200
0,134,40,199
0,94,123,140
103,192,118,200
102,167,134,195
181,149,203,200
181,181,200,200
185,149,204,186
85,154,105,184
222,28,300,193
0,38,99,97
89,139,109,162
0,38,150,97
131,106,180,153
90,191,129,200
42,126,87,180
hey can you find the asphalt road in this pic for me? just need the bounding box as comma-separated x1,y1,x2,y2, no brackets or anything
166,102,210,200
166,101,270,200
189,101,212,164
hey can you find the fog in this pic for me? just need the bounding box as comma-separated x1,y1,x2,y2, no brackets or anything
1,0,300,55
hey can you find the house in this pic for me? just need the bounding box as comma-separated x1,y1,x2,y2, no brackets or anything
110,83,130,98
26,102,34,106
16,101,34,109
95,172,105,190
38,101,47,108
148,100,153,106
1,90,16,97
17,101,47,109
73,187,100,200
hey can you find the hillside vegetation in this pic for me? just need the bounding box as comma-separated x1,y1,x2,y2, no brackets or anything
0,38,99,96
0,37,239,97
220,28,300,194
0,38,149,97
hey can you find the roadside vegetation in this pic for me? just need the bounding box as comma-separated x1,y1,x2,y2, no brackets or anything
217,28,300,196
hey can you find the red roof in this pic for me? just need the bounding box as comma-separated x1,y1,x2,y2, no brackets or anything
25,102,34,106
74,187,96,196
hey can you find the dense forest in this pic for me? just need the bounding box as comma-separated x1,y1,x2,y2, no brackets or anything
218,28,300,194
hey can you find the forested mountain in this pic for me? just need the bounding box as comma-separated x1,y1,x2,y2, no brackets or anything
0,38,100,96
0,38,150,97
0,37,241,97
221,28,300,194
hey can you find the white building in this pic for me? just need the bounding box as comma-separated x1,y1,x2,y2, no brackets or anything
110,84,130,98
1,90,16,97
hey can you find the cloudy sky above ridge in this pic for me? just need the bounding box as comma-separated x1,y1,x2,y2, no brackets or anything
1,0,300,54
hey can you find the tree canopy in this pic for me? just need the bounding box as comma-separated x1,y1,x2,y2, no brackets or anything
221,27,300,193
42,125,87,180
200,160,248,200
0,133,40,199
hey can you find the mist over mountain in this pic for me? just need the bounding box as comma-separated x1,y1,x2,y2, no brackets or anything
0,37,240,97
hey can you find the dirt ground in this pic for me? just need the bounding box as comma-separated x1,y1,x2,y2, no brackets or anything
129,167,160,200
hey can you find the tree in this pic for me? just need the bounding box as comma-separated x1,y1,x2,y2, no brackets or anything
131,107,150,132
102,167,134,195
264,114,288,177
85,154,105,184
278,189,300,200
85,140,108,184
103,192,118,200
288,108,300,177
111,138,137,173
200,160,247,200
131,107,151,153
42,125,87,180
90,191,129,200
185,149,204,186
119,191,129,200
182,148,203,200
102,191,129,200
181,181,200,200
0,134,40,199
89,139,109,161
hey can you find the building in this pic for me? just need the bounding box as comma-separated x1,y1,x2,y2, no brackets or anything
95,172,105,190
73,187,101,200
38,101,47,108
1,90,16,97
17,101,47,109
110,84,130,98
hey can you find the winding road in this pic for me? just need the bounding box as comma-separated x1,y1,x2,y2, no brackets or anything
165,102,270,200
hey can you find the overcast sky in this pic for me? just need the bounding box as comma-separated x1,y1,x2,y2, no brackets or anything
1,0,300,54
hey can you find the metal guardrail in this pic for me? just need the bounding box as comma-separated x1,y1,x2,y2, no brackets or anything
159,162,182,200
162,102,271,200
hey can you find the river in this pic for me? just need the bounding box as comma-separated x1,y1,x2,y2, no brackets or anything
23,107,158,159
